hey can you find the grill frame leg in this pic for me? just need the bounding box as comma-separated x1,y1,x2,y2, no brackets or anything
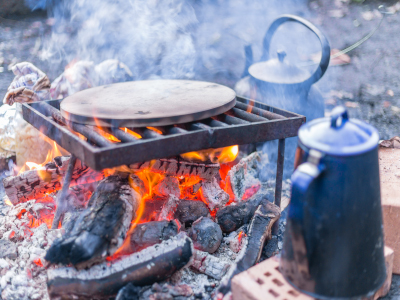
272,138,285,235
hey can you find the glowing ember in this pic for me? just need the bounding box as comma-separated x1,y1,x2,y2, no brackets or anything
33,258,44,267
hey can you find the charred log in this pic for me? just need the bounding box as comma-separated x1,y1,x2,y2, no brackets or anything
130,158,220,181
217,200,280,295
201,178,230,210
190,249,231,280
216,191,271,233
3,155,104,205
225,151,261,201
188,217,222,254
116,283,141,300
119,220,179,255
157,194,180,221
174,200,210,227
47,233,193,300
45,175,138,269
154,176,180,198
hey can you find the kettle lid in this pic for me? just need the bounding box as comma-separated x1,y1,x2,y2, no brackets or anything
298,106,379,156
249,50,310,84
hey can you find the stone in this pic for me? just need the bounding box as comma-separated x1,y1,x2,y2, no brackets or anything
0,239,17,260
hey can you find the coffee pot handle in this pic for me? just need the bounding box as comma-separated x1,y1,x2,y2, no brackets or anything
289,150,324,220
261,14,330,86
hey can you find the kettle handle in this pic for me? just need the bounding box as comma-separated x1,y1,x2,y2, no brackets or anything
289,150,324,221
261,14,330,86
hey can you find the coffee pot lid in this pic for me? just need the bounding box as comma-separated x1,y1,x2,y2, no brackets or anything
298,106,379,156
249,50,310,85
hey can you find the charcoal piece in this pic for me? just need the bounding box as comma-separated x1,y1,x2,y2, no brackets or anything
216,191,270,233
149,293,173,300
45,175,138,269
201,178,230,210
116,283,141,300
0,239,17,260
174,200,210,227
188,217,222,253
217,200,280,295
129,174,146,197
47,233,193,300
120,220,179,255
157,194,180,221
190,249,231,280
154,176,180,198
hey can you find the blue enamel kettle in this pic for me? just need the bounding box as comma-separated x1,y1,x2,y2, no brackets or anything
280,107,386,299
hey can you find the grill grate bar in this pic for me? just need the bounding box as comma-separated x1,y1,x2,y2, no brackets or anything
22,96,305,170
230,107,266,122
235,100,286,120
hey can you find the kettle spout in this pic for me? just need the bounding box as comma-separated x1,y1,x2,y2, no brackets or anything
241,45,253,78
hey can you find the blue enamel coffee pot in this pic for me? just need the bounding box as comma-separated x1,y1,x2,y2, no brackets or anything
280,106,386,299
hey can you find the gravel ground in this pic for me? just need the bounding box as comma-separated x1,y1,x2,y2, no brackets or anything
0,0,399,299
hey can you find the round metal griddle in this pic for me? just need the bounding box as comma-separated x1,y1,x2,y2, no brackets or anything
60,80,236,127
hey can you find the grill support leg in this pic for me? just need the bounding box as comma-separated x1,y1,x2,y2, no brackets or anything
51,154,77,229
272,139,285,235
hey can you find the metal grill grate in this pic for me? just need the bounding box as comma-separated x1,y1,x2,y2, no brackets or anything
22,96,305,171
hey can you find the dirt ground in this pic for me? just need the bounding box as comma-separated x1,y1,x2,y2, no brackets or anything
0,0,400,299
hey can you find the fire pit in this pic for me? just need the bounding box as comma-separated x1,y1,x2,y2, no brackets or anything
1,80,304,300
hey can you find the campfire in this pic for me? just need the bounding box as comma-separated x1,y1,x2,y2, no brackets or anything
0,73,302,300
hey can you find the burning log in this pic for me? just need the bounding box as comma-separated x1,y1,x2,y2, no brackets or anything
217,200,280,295
190,249,231,280
47,233,193,300
216,192,271,233
45,175,138,269
120,220,179,255
201,178,230,210
188,217,223,254
3,155,104,205
157,195,181,221
174,200,210,227
130,158,221,181
225,151,261,201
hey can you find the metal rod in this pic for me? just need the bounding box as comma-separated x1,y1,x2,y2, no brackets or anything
154,126,188,135
202,118,229,128
235,101,286,120
215,114,250,125
272,139,285,235
51,154,77,229
34,102,113,147
130,128,162,139
111,128,139,142
231,107,266,122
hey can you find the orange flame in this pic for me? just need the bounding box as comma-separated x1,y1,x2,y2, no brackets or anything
180,145,239,164
120,127,142,139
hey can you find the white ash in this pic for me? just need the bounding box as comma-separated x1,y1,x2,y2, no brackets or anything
190,249,231,280
0,199,62,300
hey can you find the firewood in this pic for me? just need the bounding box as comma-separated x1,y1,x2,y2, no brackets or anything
119,220,179,255
47,233,193,300
45,175,139,269
3,155,104,205
217,200,280,295
130,158,220,181
216,191,271,233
